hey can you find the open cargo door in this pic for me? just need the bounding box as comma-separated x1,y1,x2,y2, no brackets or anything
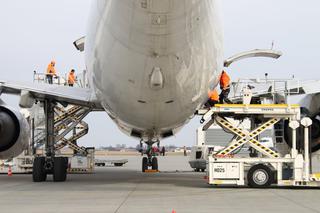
224,49,282,67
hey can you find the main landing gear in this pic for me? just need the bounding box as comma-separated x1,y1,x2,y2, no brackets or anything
33,100,68,182
33,156,68,182
141,141,159,172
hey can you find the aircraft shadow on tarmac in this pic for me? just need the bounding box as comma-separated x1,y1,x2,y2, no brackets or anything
1,168,319,191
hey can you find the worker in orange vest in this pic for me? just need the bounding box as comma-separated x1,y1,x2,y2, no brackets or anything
67,69,77,87
46,60,57,84
205,89,219,108
219,70,232,104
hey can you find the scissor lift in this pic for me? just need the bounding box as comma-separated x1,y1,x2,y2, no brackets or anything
197,104,320,188
53,105,90,155
32,104,90,155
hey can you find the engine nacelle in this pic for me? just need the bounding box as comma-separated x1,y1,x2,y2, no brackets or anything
0,100,30,159
284,94,320,152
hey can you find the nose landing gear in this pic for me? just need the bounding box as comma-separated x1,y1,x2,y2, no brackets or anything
142,156,158,172
141,140,159,172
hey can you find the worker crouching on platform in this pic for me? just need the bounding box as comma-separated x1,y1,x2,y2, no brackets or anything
46,60,57,84
219,70,232,104
205,89,219,108
68,69,77,87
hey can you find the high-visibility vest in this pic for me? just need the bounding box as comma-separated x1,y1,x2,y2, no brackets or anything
47,64,56,76
68,72,76,84
208,89,219,101
220,71,231,89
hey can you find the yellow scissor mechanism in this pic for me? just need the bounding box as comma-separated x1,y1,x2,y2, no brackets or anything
53,105,90,154
215,116,280,158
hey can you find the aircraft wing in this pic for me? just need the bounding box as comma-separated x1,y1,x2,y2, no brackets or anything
0,81,103,110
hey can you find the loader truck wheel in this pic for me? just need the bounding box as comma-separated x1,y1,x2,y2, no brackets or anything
247,164,273,188
53,157,68,182
33,157,47,182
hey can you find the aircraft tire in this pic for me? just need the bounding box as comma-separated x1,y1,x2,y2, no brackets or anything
33,157,47,182
142,157,148,172
53,157,68,182
151,157,158,170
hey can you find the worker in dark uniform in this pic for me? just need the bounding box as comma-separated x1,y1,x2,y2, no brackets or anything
161,146,166,156
219,70,232,104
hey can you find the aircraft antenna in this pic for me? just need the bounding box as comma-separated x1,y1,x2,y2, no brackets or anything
271,40,275,50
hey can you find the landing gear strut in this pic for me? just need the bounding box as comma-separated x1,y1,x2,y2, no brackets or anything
141,141,159,172
32,100,68,182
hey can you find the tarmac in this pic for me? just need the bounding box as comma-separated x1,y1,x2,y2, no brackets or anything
1,156,320,213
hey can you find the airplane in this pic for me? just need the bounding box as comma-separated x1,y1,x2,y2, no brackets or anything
0,0,224,182
1,0,319,183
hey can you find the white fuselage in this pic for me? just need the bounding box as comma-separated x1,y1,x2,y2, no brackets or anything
85,0,224,141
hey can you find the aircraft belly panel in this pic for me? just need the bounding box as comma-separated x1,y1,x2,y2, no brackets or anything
86,0,223,140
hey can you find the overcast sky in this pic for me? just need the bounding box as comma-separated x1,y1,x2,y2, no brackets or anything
0,0,319,148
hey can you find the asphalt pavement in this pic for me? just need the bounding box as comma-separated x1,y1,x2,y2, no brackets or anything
0,156,320,213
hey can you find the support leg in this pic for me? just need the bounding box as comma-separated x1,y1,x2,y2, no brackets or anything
139,140,143,156
45,100,55,160
33,100,55,182
146,143,153,167
33,100,67,182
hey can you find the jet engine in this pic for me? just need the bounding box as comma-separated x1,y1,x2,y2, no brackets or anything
284,93,320,152
0,100,30,159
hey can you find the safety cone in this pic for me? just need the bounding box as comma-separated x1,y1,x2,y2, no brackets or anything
8,166,12,177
